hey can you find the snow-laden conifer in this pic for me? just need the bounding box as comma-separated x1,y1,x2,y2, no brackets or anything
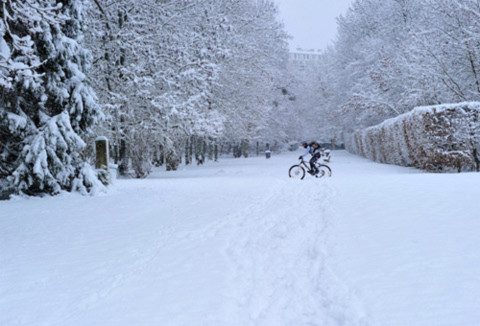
0,0,103,196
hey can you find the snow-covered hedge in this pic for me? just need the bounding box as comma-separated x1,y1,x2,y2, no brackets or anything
345,102,480,172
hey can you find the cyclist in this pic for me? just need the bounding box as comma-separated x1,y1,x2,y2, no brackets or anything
299,141,321,174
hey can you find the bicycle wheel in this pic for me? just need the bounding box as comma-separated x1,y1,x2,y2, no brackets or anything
288,165,305,179
316,163,332,177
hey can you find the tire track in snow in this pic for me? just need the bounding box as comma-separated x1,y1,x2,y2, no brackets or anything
220,179,370,326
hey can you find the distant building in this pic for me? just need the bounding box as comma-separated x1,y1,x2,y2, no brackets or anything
289,48,323,70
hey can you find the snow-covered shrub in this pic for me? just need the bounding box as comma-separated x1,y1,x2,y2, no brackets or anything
346,102,480,172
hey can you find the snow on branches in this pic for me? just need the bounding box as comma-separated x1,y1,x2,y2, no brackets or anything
86,0,289,175
0,0,103,197
12,112,104,195
312,0,480,134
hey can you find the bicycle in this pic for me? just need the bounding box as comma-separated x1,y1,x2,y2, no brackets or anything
288,157,332,179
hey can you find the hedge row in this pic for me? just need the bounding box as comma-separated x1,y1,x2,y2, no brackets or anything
345,102,480,172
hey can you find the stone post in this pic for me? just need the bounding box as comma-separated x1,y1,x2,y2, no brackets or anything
95,136,110,171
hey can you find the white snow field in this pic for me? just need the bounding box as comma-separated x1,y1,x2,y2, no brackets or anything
1,150,480,326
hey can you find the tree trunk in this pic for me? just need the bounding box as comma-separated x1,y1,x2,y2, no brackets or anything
242,139,249,158
185,138,191,165
208,137,214,161
118,138,129,176
202,136,207,163
159,145,164,166
152,144,163,167
195,136,205,165
112,143,119,164
189,136,194,164
233,143,241,158
473,147,480,172
166,147,180,171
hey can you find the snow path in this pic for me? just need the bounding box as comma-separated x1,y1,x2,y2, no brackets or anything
219,177,364,325
2,151,480,325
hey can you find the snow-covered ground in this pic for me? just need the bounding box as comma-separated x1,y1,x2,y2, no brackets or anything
1,151,479,326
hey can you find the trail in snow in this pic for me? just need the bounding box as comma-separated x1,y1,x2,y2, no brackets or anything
220,180,366,326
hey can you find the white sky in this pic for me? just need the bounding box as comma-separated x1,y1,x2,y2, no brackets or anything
273,0,353,51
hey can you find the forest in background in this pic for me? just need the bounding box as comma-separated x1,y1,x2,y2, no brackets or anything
310,0,480,133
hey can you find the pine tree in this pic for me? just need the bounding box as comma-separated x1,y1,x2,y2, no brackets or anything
0,0,103,196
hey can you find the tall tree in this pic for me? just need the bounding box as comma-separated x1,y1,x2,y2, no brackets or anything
86,0,289,171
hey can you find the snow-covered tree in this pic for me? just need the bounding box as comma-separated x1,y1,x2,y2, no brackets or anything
308,0,480,135
0,0,103,196
85,0,289,171
212,0,290,154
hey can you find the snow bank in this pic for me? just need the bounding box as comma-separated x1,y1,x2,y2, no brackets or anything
346,102,480,172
